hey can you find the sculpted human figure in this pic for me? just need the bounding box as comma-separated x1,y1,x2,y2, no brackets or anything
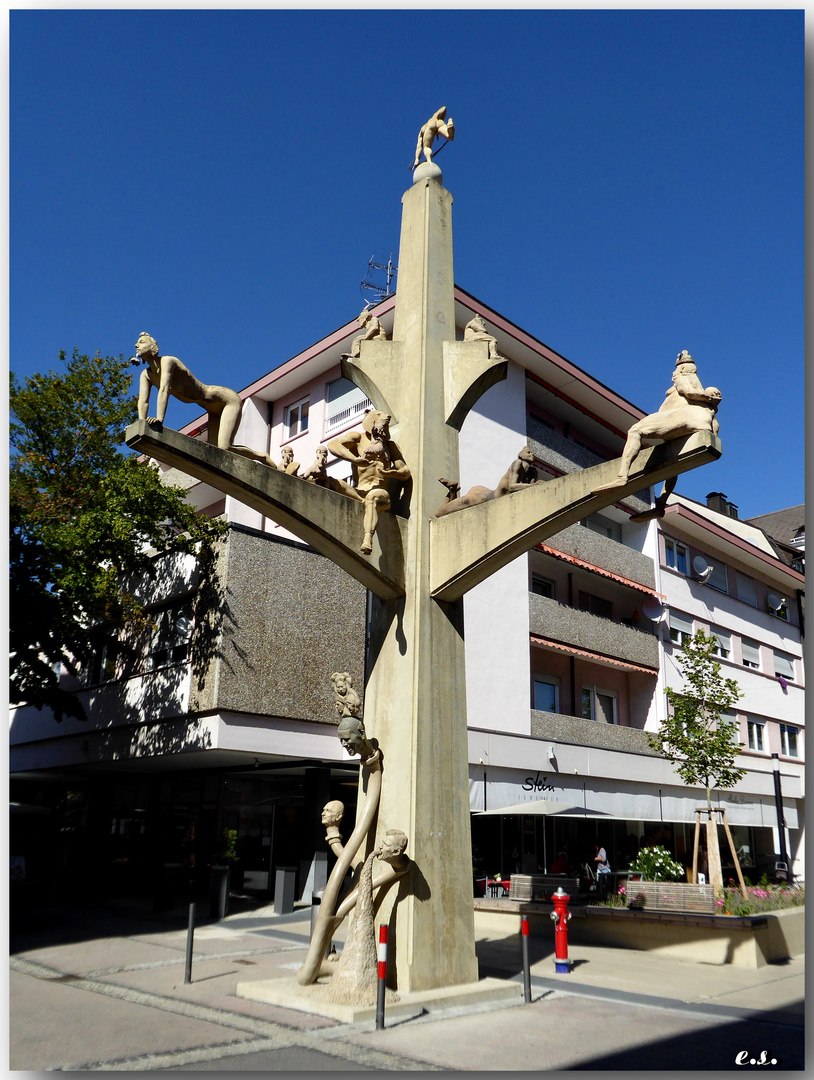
328,410,411,554
280,446,300,476
301,446,331,485
297,710,382,987
463,315,505,361
594,351,721,494
413,106,455,168
134,333,277,467
436,446,539,518
344,310,387,360
321,800,345,859
330,671,362,719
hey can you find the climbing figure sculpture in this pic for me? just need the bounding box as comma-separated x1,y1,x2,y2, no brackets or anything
413,106,455,169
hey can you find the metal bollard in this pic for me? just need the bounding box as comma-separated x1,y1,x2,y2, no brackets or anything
184,902,196,984
521,916,531,1003
550,887,572,974
376,924,388,1030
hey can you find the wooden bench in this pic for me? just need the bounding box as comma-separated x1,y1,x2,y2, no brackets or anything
625,880,716,913
509,874,582,902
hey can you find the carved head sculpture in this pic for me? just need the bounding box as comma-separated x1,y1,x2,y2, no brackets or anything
705,387,722,405
135,332,159,359
518,445,535,463
337,715,369,757
330,671,362,717
468,315,486,331
357,310,374,327
375,829,409,862
675,350,695,368
316,446,329,463
281,447,294,464
321,800,345,827
362,409,392,441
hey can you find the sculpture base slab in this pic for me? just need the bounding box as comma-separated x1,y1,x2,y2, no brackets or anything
235,976,521,1025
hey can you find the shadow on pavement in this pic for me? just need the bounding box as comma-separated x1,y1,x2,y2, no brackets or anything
572,1004,804,1071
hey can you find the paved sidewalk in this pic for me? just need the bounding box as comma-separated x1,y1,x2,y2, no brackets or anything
9,898,805,1071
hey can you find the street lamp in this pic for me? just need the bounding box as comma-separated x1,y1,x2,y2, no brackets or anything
771,753,791,882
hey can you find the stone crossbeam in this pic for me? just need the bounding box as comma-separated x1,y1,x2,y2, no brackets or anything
430,430,721,601
124,420,406,600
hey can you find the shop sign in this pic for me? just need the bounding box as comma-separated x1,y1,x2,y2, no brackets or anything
521,771,557,793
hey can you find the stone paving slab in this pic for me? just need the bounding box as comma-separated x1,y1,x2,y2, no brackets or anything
9,968,258,1072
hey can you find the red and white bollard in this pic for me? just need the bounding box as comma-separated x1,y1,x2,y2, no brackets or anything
521,916,532,1003
376,924,388,1030
550,887,572,974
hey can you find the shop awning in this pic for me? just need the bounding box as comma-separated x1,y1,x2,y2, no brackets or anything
475,798,608,817
530,634,659,675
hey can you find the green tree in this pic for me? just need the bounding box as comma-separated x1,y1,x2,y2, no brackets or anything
10,349,224,721
647,628,745,890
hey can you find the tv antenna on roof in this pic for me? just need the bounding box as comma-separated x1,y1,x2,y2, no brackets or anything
360,253,397,308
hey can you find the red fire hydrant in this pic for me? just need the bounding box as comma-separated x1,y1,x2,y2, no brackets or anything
550,887,571,973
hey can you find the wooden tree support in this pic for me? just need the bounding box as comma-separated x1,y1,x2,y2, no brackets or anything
691,807,748,897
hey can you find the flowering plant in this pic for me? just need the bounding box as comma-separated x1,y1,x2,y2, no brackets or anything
630,845,685,882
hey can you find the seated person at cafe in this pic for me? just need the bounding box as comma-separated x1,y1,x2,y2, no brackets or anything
550,851,571,875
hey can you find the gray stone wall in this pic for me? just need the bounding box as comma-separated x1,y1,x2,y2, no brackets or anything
530,709,660,756
544,523,655,588
190,525,366,723
528,593,659,669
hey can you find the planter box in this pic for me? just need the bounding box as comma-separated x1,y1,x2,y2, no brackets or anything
626,881,716,913
473,900,804,969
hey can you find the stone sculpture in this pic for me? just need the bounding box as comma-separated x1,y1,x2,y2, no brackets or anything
435,446,539,517
301,446,330,484
134,333,277,468
413,106,455,169
321,800,346,860
463,315,505,361
593,351,721,495
343,310,387,360
328,410,411,554
297,708,382,986
280,446,300,476
330,671,362,719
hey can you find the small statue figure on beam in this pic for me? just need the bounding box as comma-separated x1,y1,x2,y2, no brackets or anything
280,446,300,476
328,410,411,555
134,333,278,468
330,670,362,719
593,351,721,496
343,309,387,360
463,315,505,362
436,446,539,517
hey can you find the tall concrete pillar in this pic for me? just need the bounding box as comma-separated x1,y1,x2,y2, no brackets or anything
361,168,479,993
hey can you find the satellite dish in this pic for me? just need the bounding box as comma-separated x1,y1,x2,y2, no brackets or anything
642,596,664,621
767,593,785,612
692,556,713,582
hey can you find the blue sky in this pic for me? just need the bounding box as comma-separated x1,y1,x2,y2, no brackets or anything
11,9,803,518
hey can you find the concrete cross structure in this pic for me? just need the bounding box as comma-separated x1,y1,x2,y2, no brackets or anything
126,159,721,997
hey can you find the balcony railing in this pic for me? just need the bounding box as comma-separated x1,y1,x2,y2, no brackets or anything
325,396,373,435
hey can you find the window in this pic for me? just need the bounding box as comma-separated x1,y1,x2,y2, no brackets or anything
325,378,371,433
84,638,117,686
531,574,555,598
773,651,795,680
710,626,731,660
578,590,613,620
579,513,622,542
746,718,765,752
664,538,688,575
581,686,618,724
779,725,799,758
705,557,729,593
770,598,790,622
146,602,193,671
735,571,757,607
669,611,694,645
285,398,309,439
741,638,761,670
533,677,560,713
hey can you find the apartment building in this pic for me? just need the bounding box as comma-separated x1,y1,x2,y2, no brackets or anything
10,288,804,904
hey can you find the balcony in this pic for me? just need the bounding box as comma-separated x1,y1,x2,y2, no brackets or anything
543,522,655,589
529,592,659,670
530,709,659,753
